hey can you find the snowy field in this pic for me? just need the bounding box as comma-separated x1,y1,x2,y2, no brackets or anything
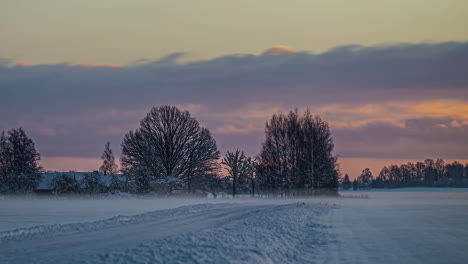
1,189,468,264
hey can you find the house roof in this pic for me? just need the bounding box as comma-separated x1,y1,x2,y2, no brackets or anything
36,172,126,190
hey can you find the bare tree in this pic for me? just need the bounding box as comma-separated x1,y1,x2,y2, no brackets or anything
222,150,254,198
256,109,339,196
121,106,219,193
244,157,256,197
99,142,118,175
358,168,373,184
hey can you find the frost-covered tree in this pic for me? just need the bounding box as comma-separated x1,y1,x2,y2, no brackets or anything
99,142,118,175
81,171,105,195
50,174,81,195
121,106,219,193
0,128,41,193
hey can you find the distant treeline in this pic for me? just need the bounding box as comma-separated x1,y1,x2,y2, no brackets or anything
341,159,468,190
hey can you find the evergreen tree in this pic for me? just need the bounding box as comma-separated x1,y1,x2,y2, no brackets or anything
0,132,10,190
99,142,118,175
465,164,468,180
341,174,352,190
352,180,358,190
0,128,41,193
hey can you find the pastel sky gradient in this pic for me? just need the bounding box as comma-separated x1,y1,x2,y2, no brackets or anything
1,0,467,178
2,0,468,64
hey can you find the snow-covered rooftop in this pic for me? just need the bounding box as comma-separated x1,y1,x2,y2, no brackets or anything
36,172,126,190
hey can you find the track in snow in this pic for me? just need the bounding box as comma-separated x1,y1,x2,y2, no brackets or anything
0,202,332,264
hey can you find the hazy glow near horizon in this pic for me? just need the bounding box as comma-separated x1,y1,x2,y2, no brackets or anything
1,0,467,64
39,157,468,181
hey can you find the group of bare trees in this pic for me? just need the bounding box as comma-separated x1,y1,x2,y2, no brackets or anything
346,159,468,190
373,159,468,188
5,105,468,196
255,109,339,196
0,106,340,196
118,106,339,196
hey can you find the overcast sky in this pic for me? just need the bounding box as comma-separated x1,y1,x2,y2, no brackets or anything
1,0,467,177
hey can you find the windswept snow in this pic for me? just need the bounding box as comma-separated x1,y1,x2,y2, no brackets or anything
0,202,332,264
1,189,468,264
0,198,211,232
322,191,468,264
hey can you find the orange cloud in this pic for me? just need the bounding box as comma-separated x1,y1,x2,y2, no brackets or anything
75,62,124,68
397,100,468,119
450,120,462,128
330,118,406,129
38,127,57,137
15,62,124,68
16,62,35,67
213,122,261,135
261,46,297,56
316,100,468,130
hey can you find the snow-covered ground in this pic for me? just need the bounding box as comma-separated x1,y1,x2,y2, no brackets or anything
1,189,467,263
0,198,216,232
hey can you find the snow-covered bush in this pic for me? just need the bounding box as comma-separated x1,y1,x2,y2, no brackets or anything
80,171,105,195
104,191,135,199
49,173,81,195
192,172,223,198
6,173,42,193
107,175,127,192
152,176,184,195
